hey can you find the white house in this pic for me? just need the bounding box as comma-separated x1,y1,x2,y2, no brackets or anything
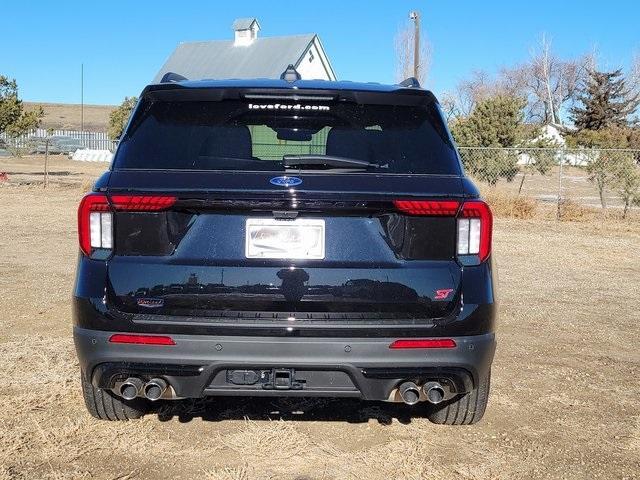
153,18,336,83
517,124,591,167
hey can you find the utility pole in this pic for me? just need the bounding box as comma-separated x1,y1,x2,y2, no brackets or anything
410,11,420,79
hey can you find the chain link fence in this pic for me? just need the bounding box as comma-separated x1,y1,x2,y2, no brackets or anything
458,147,640,219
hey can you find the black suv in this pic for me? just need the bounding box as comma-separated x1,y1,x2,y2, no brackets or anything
73,69,496,425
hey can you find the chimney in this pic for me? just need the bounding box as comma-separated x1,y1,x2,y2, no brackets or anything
233,18,260,46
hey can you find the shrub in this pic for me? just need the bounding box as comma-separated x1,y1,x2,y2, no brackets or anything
483,191,537,219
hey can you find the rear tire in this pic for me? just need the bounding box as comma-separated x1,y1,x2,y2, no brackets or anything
80,371,149,421
427,369,491,425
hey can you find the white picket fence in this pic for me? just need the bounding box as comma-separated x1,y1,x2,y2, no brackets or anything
0,128,117,151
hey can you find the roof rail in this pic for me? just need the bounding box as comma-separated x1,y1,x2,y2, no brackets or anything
398,77,421,88
280,64,301,82
160,72,188,83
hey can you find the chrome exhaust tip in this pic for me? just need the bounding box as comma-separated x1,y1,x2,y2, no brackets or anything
119,377,144,400
423,381,445,404
398,381,421,405
144,378,168,401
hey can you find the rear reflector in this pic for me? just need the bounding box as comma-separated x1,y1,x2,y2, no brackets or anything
110,195,177,211
109,334,176,346
389,339,457,349
393,200,460,216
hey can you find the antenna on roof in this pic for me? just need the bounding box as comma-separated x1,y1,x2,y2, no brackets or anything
280,65,301,82
160,72,188,83
398,77,421,88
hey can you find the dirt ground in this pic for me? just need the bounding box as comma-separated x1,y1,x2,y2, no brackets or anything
0,155,639,480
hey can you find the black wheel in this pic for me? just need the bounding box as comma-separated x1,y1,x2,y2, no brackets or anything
427,369,491,425
80,371,149,421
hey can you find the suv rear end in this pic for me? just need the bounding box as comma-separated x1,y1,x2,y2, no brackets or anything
73,75,496,425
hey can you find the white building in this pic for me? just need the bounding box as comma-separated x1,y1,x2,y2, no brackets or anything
153,18,336,83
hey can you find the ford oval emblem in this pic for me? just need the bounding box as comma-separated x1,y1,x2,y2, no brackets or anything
270,176,302,187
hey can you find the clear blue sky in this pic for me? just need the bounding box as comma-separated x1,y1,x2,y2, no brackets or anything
2,0,639,105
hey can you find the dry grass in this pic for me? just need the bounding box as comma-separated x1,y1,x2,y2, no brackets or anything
24,102,115,132
557,198,593,221
0,155,639,479
482,186,639,223
80,179,95,194
483,190,538,219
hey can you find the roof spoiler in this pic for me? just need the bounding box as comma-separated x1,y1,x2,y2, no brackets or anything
398,77,421,88
160,72,188,83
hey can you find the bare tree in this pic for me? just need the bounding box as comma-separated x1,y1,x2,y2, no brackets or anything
443,70,499,120
631,52,640,96
500,35,590,125
537,34,557,123
444,34,591,125
394,19,431,85
439,92,459,121
631,53,640,125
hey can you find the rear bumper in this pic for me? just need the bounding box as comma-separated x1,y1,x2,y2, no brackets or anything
74,327,496,401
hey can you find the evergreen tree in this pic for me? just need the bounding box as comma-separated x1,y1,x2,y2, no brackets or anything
571,69,639,130
451,95,527,185
451,95,527,148
108,97,138,140
0,75,43,136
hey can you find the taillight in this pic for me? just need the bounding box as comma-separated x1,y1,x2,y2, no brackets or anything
393,200,460,216
393,198,493,263
78,194,177,256
78,193,111,256
457,201,492,262
110,195,176,211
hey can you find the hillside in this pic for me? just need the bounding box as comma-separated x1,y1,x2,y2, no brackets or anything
24,102,115,132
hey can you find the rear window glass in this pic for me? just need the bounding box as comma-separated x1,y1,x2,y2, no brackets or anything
114,97,461,175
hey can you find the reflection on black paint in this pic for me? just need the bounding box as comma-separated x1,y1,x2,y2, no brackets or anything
120,267,457,319
277,268,309,302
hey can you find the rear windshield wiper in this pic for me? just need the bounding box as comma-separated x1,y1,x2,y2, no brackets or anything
283,154,385,170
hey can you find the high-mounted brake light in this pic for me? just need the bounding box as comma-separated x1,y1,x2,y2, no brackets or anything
109,334,176,346
393,200,460,216
389,339,457,349
78,193,110,256
457,201,492,262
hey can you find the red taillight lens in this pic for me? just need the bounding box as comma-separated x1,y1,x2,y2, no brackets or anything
458,201,492,262
110,195,177,211
109,334,176,346
78,193,110,256
389,339,457,349
77,194,177,256
394,200,460,216
393,198,492,263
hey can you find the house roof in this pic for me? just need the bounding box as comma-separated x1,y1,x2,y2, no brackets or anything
152,34,317,83
232,17,259,30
